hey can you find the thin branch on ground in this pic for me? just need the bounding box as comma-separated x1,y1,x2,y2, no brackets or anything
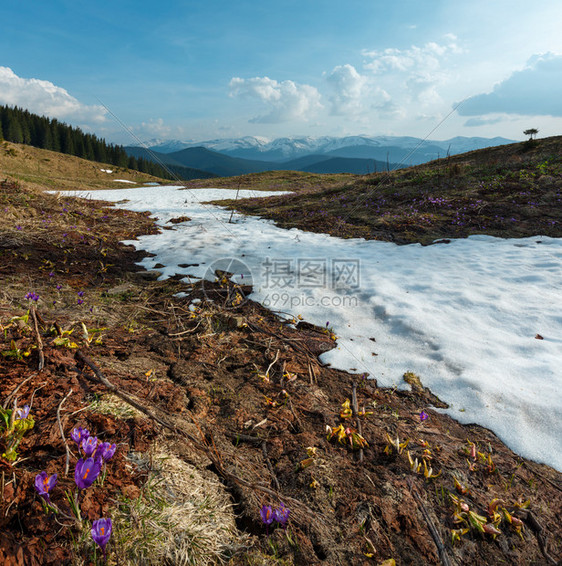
409,479,452,566
56,388,74,476
30,305,45,371
2,375,35,409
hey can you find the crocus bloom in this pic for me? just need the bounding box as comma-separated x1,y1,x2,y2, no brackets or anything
25,292,39,302
275,503,290,527
35,471,57,503
419,410,429,422
14,405,30,420
259,505,275,526
74,457,102,489
70,426,90,445
96,442,116,462
91,518,112,555
81,436,98,456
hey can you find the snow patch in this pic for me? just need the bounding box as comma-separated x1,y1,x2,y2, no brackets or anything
60,185,562,472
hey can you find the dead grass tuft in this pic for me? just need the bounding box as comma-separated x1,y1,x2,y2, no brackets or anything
112,446,248,565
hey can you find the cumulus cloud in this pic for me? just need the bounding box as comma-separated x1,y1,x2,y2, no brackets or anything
363,37,462,75
371,88,405,119
325,64,367,116
0,66,106,123
228,76,322,123
458,53,562,117
362,37,462,104
463,116,505,127
137,118,173,138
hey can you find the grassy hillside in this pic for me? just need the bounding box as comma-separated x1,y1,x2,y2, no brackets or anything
183,168,354,192
0,140,171,191
213,136,562,244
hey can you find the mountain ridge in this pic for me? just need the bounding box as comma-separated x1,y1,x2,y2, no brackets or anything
136,134,517,163
124,144,400,178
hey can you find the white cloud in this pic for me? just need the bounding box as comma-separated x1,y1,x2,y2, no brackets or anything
458,53,562,117
325,64,367,116
362,37,462,104
0,66,106,123
463,116,505,127
371,88,405,119
228,76,322,123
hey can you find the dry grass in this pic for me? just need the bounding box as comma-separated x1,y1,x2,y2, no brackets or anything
181,169,352,193
0,140,168,191
87,393,144,420
112,447,247,565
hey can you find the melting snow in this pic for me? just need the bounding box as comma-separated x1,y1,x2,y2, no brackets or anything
62,185,562,471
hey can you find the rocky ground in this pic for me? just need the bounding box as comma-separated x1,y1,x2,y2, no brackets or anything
0,176,561,565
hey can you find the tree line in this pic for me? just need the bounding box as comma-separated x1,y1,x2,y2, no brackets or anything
0,105,175,180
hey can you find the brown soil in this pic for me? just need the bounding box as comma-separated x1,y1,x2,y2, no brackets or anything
0,176,561,566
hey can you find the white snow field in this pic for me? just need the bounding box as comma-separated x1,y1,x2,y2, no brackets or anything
63,185,562,471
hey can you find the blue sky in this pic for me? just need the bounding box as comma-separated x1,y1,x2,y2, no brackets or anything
2,0,562,144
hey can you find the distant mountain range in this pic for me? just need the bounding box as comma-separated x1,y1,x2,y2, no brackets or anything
126,135,516,179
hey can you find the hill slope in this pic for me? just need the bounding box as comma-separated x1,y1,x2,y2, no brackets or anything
0,140,170,191
212,136,562,244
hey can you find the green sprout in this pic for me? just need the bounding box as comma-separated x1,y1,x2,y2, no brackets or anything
0,404,35,462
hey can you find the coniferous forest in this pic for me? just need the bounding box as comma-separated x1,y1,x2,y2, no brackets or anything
0,104,176,180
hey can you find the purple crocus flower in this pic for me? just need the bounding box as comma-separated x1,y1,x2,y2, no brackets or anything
275,502,290,527
419,410,429,422
25,292,39,302
260,505,275,526
91,518,112,556
74,457,102,489
35,471,57,503
96,442,117,462
70,426,90,445
81,436,98,456
14,405,30,420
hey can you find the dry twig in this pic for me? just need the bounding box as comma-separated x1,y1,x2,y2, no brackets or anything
56,388,74,476
2,375,34,409
351,381,364,463
409,479,452,566
30,305,44,371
